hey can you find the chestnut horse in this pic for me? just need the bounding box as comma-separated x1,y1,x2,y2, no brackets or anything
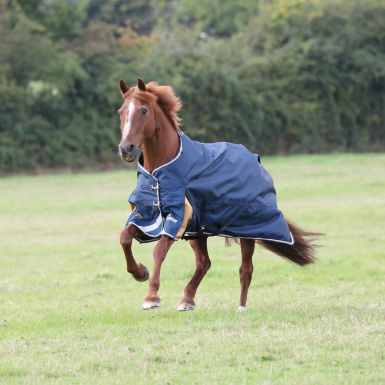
118,78,322,312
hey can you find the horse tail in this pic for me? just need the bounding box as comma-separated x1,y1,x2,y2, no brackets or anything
225,218,324,266
257,218,324,266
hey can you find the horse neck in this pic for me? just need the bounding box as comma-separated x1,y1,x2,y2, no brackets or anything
142,108,180,173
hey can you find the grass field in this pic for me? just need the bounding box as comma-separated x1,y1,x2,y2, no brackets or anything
1,153,384,384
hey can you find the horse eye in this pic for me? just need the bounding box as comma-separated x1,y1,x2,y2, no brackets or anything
141,108,148,115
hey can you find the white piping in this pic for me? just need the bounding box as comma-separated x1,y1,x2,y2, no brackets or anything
217,232,295,245
183,231,294,245
137,159,153,176
137,133,183,175
153,134,183,173
127,225,177,242
135,213,163,232
128,222,161,238
160,230,178,240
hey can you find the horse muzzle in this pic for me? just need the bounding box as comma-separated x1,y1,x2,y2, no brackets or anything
119,143,138,162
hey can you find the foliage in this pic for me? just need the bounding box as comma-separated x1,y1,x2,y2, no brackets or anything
0,0,384,172
1,154,385,383
0,0,151,172
146,0,385,154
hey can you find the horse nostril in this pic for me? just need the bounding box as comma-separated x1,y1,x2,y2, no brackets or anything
119,144,136,158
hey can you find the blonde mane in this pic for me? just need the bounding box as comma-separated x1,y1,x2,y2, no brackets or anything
124,82,182,132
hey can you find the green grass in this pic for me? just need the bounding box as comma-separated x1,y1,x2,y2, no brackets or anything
1,153,385,384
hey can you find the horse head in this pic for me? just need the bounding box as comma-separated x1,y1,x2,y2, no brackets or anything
117,78,158,162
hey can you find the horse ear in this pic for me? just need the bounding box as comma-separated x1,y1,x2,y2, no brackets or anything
120,79,130,98
137,78,147,92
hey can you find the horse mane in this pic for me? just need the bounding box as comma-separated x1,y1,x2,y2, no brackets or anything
126,82,182,132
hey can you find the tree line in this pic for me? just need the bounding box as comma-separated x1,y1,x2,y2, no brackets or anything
1,0,384,172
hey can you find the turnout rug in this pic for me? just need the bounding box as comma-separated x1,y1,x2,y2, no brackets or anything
126,133,293,244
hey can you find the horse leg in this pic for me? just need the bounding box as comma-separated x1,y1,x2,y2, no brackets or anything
178,237,211,311
120,224,149,282
142,235,175,310
237,238,255,312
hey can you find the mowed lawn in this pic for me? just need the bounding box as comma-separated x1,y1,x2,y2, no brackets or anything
0,154,384,385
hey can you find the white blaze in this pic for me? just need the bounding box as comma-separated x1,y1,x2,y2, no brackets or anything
123,101,135,140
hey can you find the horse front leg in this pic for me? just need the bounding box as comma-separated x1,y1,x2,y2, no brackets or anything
178,236,211,311
120,224,149,282
142,235,175,310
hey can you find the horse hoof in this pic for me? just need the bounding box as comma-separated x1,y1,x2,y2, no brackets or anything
132,263,149,282
178,300,195,311
236,306,247,312
142,298,160,310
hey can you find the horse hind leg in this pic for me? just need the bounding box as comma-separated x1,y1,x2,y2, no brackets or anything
178,237,211,311
237,238,255,312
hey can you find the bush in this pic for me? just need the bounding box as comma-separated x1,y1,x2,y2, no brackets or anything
0,0,384,173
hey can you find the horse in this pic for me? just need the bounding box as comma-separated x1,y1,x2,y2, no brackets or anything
117,78,323,312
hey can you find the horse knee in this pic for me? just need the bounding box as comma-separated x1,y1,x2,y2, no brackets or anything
120,228,133,248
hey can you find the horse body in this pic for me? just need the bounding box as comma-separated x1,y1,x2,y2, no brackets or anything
127,132,294,245
118,79,322,312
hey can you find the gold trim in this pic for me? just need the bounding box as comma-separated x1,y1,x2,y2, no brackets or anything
176,196,193,239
